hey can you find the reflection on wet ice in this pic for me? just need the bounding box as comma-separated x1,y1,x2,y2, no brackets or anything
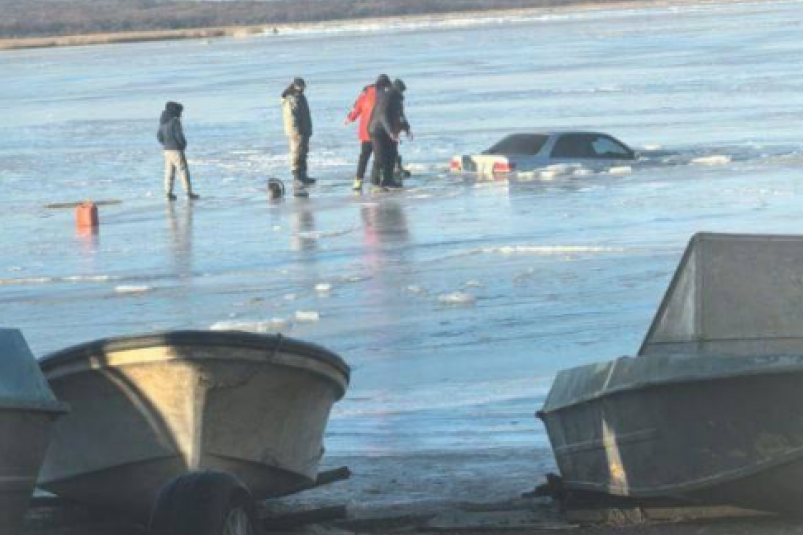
360,200,410,248
167,202,194,278
290,200,318,253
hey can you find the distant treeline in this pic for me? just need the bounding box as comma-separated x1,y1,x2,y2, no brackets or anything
0,0,630,39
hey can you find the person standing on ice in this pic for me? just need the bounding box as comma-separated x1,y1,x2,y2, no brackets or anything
157,101,199,201
391,78,413,183
369,78,410,190
344,74,391,192
281,77,314,198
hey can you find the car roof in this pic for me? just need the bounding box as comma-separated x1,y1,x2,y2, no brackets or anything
506,131,613,137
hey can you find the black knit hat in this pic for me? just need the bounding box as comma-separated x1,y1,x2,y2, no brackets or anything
393,78,406,92
376,74,391,88
165,101,183,113
293,77,306,89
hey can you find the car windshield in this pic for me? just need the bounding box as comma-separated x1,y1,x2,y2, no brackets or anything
485,134,549,155
550,134,633,159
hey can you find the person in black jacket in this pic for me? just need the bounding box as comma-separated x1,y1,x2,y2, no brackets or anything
157,101,199,201
391,78,413,182
368,83,410,190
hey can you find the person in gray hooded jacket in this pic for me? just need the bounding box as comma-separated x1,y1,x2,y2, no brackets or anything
281,78,314,197
157,101,199,201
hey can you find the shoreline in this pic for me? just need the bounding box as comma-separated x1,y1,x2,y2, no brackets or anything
0,0,764,51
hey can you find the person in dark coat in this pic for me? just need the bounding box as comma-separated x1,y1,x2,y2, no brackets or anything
157,101,199,201
282,77,314,197
368,81,410,190
391,78,413,182
345,74,391,192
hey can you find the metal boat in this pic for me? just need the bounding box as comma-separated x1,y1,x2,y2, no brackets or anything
540,233,803,514
38,330,349,518
0,328,68,534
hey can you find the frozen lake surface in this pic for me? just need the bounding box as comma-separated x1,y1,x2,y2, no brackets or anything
3,0,803,508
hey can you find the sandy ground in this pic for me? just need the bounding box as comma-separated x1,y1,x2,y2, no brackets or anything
22,449,803,534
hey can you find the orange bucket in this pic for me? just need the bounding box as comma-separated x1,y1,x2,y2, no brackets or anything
76,202,99,228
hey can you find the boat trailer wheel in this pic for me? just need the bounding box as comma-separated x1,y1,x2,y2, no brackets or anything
148,470,261,535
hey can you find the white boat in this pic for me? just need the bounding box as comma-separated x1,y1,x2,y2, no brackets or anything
0,328,67,534
37,330,349,518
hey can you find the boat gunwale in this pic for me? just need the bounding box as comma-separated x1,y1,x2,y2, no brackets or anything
0,397,69,415
541,354,803,414
38,330,350,382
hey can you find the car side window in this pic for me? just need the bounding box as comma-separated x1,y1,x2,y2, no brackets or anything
591,136,632,159
550,134,595,158
487,135,548,155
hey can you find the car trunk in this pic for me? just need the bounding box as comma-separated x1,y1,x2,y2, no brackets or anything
451,155,515,175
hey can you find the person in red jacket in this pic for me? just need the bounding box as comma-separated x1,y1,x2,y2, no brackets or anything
345,74,391,192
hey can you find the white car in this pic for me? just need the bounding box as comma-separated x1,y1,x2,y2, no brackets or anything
450,131,639,175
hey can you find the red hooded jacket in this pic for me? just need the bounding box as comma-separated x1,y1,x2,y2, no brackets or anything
347,85,378,142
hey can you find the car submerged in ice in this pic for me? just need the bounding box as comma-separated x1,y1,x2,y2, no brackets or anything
450,131,639,178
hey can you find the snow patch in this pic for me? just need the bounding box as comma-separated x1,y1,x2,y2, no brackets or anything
692,155,732,166
295,310,321,322
482,245,624,255
210,318,291,334
607,166,632,175
438,291,476,306
0,274,116,286
115,285,152,294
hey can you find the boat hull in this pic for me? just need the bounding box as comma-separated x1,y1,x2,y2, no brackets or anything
0,409,62,534
540,353,803,514
38,331,349,517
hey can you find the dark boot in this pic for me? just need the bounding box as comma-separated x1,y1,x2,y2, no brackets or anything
299,164,316,185
394,156,411,180
292,171,308,198
385,180,404,190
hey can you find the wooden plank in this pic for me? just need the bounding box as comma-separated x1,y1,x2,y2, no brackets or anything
44,200,122,209
313,466,351,488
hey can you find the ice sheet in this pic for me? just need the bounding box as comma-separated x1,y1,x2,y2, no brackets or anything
2,0,803,476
